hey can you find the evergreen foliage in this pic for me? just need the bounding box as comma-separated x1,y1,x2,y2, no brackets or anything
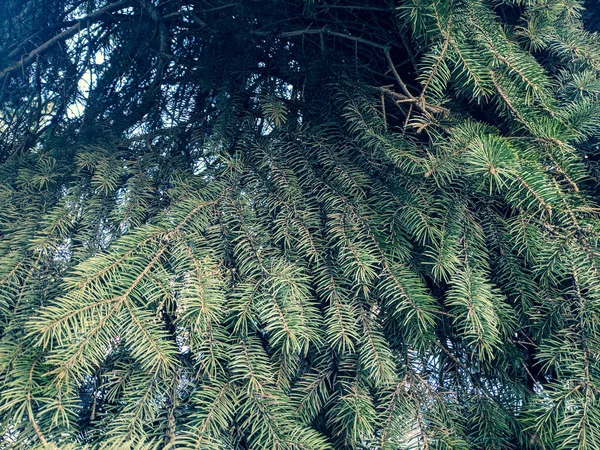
1,0,600,448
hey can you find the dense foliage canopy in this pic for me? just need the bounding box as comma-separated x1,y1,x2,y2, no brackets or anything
2,0,600,448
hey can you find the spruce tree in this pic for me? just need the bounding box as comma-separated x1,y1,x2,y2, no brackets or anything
1,0,600,448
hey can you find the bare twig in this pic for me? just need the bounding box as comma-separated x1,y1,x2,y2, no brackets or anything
375,86,448,115
253,27,391,51
385,48,413,98
317,3,395,11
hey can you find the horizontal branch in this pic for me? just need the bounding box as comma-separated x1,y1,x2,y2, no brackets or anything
317,3,395,11
253,27,391,51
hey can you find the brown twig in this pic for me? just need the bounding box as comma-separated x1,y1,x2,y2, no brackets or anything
375,86,448,115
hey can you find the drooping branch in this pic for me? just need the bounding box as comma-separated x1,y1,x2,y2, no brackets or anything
0,0,133,81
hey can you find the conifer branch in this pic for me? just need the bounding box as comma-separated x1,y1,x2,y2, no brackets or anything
0,0,133,81
2,1,600,447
